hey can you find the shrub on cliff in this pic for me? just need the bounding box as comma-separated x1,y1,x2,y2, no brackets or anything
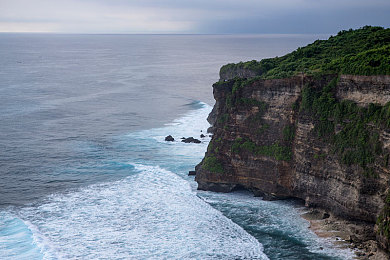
202,155,224,173
231,138,292,162
377,192,390,240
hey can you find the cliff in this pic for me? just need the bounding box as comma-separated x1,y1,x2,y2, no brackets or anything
196,26,390,253
195,73,390,253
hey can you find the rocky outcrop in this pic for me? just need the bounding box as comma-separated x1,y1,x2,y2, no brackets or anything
181,137,201,143
165,135,174,141
219,62,260,81
195,73,390,252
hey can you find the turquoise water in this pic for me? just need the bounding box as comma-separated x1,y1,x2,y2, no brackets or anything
0,34,354,259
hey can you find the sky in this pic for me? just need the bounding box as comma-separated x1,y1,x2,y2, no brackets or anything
0,0,389,34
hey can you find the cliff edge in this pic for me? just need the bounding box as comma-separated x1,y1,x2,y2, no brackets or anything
195,26,390,254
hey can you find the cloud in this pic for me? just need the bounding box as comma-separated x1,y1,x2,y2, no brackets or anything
0,0,389,33
0,22,58,33
0,0,195,33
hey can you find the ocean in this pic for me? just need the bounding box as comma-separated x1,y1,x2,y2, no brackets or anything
0,34,354,259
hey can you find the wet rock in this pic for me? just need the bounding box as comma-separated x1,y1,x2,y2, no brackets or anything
200,134,206,138
165,135,174,142
181,137,201,144
188,171,196,176
197,181,237,193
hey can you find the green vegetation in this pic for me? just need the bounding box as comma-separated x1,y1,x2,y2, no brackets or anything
283,124,296,142
204,136,225,173
221,77,268,112
256,123,270,135
292,100,300,111
313,153,327,160
214,137,222,143
238,98,268,111
202,155,224,173
230,77,263,94
226,93,233,109
207,137,223,154
325,45,390,75
377,192,390,239
213,80,228,87
231,137,243,153
220,26,390,79
232,78,247,94
300,76,390,177
218,114,229,124
231,138,292,161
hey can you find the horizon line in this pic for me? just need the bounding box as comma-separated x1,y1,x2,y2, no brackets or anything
0,32,332,37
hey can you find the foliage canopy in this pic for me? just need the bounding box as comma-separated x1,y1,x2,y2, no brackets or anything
220,26,390,79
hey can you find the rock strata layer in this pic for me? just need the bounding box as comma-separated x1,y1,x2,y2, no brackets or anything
195,74,390,253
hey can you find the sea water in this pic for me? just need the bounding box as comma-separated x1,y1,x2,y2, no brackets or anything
0,34,355,259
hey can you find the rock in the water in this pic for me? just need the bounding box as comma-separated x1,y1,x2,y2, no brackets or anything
200,134,206,138
181,137,201,143
188,171,196,176
165,135,174,142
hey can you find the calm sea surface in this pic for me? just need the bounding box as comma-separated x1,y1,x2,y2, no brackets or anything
0,34,354,259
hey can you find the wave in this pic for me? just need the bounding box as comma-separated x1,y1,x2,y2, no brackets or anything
14,163,268,259
0,211,59,260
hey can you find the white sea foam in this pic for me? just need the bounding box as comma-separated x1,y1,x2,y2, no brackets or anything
128,101,212,144
18,164,268,259
22,219,61,260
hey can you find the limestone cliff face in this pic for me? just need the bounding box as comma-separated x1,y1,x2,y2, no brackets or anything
219,66,259,81
336,75,390,106
195,73,390,249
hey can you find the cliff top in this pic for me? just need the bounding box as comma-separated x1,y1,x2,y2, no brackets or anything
220,26,390,80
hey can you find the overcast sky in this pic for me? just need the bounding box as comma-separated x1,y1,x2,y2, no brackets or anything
0,0,389,34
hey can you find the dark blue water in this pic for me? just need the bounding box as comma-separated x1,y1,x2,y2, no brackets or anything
0,34,354,259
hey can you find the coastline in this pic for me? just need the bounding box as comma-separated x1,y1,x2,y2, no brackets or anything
196,26,390,257
301,209,389,260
